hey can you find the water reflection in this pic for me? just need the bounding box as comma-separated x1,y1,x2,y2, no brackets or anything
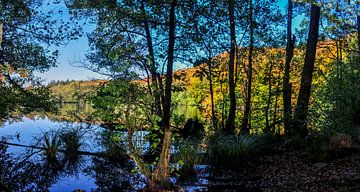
0,104,233,191
84,157,146,191
0,114,145,192
0,140,59,191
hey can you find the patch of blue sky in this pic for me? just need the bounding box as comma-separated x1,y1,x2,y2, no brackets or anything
36,0,304,83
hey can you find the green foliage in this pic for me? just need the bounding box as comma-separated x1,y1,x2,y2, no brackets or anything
0,0,80,120
99,130,128,162
317,56,360,142
92,79,150,125
91,78,161,155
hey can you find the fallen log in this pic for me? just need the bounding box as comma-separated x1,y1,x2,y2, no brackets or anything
0,141,107,157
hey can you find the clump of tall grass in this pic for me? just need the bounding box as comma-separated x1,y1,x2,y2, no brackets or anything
41,131,61,161
206,133,273,168
59,128,85,174
60,128,83,153
173,139,201,171
172,139,202,187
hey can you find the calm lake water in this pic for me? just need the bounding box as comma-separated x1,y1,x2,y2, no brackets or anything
0,104,219,191
0,104,150,191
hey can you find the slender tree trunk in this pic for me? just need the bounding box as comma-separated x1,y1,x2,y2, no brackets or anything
293,5,320,138
144,65,153,95
126,106,153,186
158,75,165,111
221,76,226,130
208,58,217,130
241,0,253,135
265,63,273,132
0,20,3,47
226,0,236,134
141,2,162,117
141,2,164,157
283,0,295,136
357,15,360,56
273,85,280,134
153,0,176,187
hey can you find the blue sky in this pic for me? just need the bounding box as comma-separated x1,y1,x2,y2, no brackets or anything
35,0,303,84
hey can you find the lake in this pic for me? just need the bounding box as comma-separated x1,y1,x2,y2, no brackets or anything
0,104,231,192
0,104,151,192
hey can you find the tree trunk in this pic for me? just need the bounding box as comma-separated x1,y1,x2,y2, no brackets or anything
357,15,360,56
225,0,236,134
265,63,273,132
221,76,226,130
141,2,164,157
208,58,217,130
241,0,253,135
141,2,162,117
273,85,280,134
152,0,176,187
283,0,295,136
126,106,152,185
158,75,165,111
0,20,3,47
293,5,320,138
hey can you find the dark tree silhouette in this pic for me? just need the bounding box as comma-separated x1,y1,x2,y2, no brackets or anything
293,5,321,138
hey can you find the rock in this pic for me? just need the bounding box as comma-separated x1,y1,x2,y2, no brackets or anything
329,133,352,150
312,162,327,170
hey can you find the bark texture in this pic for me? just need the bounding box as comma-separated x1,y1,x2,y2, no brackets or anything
152,0,176,187
141,2,162,117
208,59,217,130
293,5,320,138
225,0,237,134
283,0,295,136
357,15,360,56
241,0,254,135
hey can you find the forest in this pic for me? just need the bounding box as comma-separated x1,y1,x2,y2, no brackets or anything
1,0,360,191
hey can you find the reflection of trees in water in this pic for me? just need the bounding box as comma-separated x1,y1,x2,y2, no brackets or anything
84,129,147,191
0,141,60,192
0,127,147,191
84,157,146,192
0,131,87,192
1,126,212,191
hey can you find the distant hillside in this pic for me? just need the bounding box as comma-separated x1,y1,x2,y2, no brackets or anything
48,79,107,102
47,41,337,128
